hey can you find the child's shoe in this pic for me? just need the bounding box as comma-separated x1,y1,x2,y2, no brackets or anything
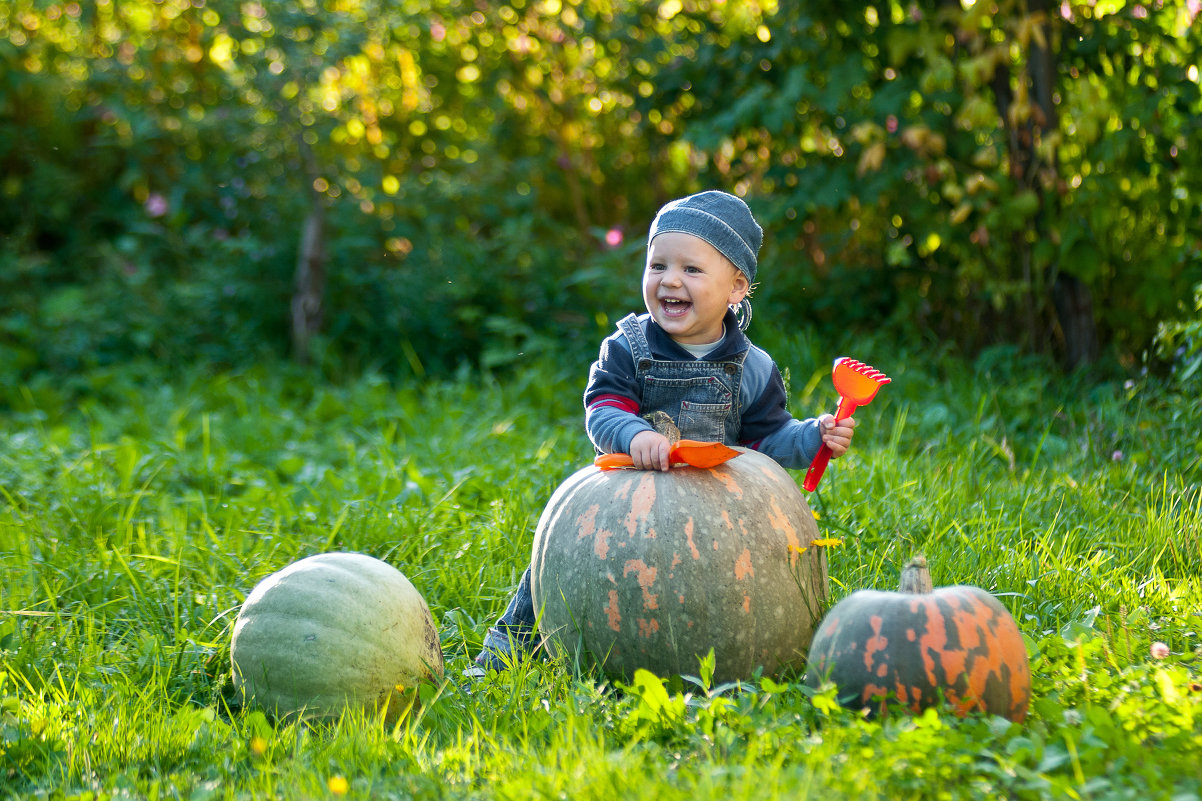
467,567,539,677
471,625,529,674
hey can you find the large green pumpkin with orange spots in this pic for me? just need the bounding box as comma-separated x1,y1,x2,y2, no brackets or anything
803,557,1031,721
529,448,829,682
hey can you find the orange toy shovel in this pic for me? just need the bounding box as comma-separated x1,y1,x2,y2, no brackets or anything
802,357,891,492
594,439,740,471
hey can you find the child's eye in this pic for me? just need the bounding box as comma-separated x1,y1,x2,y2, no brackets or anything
684,265,701,273
648,263,666,271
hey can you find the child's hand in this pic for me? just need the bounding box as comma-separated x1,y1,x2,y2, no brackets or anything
629,430,674,471
820,414,856,457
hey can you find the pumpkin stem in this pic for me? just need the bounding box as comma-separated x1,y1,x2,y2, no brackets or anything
898,555,934,594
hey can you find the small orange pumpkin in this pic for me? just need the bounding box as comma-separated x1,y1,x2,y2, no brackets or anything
804,556,1031,721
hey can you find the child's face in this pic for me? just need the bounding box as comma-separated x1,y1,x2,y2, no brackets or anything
643,232,750,345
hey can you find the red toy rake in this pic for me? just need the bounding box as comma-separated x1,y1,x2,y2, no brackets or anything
802,357,891,492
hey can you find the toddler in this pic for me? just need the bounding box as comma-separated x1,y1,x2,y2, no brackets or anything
472,190,856,673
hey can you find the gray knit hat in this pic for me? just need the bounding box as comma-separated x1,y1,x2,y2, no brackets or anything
647,190,763,285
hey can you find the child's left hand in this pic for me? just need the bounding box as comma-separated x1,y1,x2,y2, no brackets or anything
819,414,856,457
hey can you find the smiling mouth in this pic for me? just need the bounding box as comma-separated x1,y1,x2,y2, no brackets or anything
659,298,692,317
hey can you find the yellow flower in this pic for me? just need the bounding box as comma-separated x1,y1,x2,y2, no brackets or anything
811,537,844,548
328,775,350,795
789,545,809,555
811,509,821,520
249,735,268,757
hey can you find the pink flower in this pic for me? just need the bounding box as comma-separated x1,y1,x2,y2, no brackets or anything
1151,641,1170,659
1111,450,1123,461
144,193,168,218
605,227,623,247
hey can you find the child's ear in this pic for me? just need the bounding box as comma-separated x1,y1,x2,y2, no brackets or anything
728,272,750,305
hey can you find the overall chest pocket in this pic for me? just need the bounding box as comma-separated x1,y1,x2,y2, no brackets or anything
641,375,734,444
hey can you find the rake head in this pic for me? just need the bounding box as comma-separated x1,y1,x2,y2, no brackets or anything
832,358,891,409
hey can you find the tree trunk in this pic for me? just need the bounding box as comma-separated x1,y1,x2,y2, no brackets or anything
290,139,327,365
1026,0,1098,367
1052,273,1099,368
984,0,1099,367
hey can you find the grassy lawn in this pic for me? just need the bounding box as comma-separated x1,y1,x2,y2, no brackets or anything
2,338,1200,800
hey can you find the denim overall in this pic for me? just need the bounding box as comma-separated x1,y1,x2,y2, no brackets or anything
615,313,747,445
476,313,747,670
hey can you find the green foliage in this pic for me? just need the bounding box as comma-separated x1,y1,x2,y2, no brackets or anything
1155,282,1202,385
2,349,1201,799
647,0,1202,361
2,1,1199,378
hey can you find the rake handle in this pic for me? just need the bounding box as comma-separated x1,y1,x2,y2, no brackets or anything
802,397,859,492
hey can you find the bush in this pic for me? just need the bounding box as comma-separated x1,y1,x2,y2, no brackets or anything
2,0,1199,380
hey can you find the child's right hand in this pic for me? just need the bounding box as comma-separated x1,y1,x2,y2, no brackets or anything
628,430,674,471
819,413,857,457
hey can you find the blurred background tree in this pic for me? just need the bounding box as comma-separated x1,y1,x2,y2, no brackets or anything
1,0,1198,382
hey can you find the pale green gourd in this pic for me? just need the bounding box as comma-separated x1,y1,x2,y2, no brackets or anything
231,552,444,723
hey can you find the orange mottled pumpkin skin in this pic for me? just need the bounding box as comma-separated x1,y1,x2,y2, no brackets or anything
804,585,1031,721
530,448,828,682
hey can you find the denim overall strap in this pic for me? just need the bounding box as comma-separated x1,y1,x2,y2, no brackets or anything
617,314,748,445
616,313,652,364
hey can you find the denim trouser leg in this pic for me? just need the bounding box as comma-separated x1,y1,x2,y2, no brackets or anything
475,566,537,669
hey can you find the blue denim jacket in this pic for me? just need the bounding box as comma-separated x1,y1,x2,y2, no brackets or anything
585,312,823,470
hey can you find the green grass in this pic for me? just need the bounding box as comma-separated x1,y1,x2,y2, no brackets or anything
2,342,1200,800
